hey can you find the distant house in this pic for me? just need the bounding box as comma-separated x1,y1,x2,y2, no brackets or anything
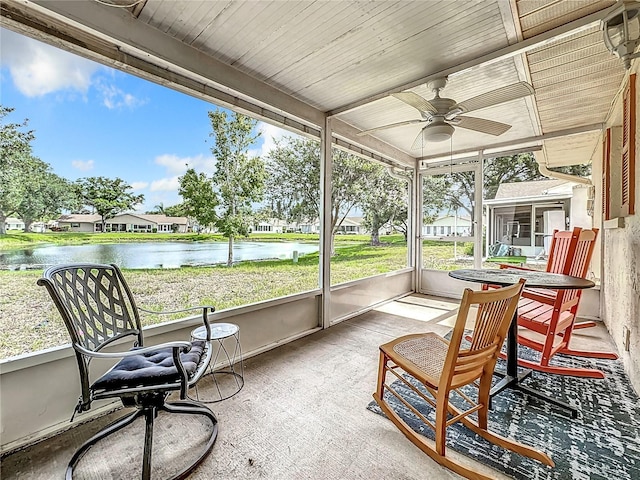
297,221,319,234
3,218,52,233
422,214,472,238
251,218,289,233
296,216,366,235
4,217,25,231
57,213,189,233
483,179,592,257
336,216,365,234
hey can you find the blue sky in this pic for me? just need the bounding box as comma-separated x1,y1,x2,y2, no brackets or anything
0,28,290,213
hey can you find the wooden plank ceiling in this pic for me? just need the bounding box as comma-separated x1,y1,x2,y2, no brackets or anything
1,0,627,168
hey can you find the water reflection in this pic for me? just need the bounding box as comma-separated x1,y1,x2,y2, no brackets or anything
0,241,319,270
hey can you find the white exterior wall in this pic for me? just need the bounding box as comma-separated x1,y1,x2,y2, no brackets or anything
62,222,95,233
105,214,154,231
596,69,640,395
423,216,472,237
4,218,25,231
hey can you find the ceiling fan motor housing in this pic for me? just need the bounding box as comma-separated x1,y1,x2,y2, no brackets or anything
424,121,455,142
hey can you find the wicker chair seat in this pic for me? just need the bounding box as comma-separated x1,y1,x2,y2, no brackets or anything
93,340,207,391
391,333,449,384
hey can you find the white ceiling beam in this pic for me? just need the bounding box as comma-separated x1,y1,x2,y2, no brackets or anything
328,6,616,117
420,145,543,173
331,120,415,167
418,123,604,163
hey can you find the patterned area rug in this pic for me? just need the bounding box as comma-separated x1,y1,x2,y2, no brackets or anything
367,347,640,479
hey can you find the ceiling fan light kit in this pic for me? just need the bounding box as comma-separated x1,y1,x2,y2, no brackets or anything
359,78,535,149
423,121,455,143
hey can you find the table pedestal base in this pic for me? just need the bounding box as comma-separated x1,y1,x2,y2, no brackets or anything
190,323,244,403
491,368,578,419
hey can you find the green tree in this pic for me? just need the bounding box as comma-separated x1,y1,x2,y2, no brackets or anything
208,110,265,266
75,177,144,232
265,137,379,253
423,152,546,235
163,203,189,218
147,202,167,215
0,106,35,234
483,152,546,200
360,167,407,245
422,175,452,224
265,136,320,222
178,168,218,232
14,158,77,232
555,163,591,177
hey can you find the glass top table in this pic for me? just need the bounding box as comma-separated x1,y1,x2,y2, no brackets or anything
448,269,595,418
191,323,244,402
449,269,595,290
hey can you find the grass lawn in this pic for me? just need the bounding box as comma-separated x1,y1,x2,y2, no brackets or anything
0,232,488,358
0,234,414,358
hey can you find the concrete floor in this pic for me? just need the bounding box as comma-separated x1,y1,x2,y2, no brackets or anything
0,294,619,480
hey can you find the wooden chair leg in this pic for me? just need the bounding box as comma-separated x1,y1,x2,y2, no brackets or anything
434,392,448,457
477,374,492,430
376,351,388,400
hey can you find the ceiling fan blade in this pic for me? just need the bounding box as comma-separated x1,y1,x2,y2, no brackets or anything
411,129,428,151
392,92,437,114
451,81,534,114
453,116,512,136
357,119,426,136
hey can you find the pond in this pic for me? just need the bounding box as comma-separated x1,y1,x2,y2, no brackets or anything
0,241,319,270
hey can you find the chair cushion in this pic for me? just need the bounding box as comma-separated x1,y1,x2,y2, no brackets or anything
92,340,207,391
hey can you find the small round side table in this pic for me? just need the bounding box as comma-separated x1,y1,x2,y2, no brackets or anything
190,322,244,402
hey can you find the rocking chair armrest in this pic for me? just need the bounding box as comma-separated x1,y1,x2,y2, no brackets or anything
74,341,192,359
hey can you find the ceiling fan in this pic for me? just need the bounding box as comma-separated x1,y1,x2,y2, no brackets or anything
358,78,535,149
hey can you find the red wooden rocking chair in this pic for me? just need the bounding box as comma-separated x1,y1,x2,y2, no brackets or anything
501,227,618,378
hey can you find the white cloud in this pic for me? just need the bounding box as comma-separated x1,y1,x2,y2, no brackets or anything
71,159,95,171
0,29,145,110
96,81,147,110
150,176,180,192
154,153,213,175
251,122,293,157
130,181,149,190
0,28,98,97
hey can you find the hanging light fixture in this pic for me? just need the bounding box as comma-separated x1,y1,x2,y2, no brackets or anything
601,1,640,69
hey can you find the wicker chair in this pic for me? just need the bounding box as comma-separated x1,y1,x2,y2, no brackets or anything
38,263,218,480
373,280,554,480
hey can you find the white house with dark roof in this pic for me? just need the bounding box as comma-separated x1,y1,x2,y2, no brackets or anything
484,179,592,257
422,214,473,238
57,213,189,233
3,217,26,231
